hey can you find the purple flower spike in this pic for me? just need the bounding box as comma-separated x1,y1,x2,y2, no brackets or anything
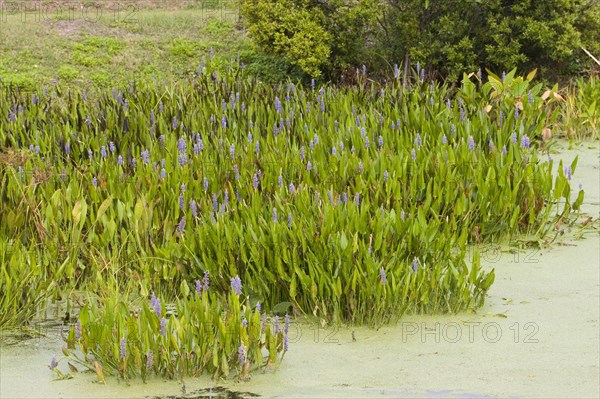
177,138,186,153
160,318,167,336
146,350,154,371
212,194,218,213
153,295,162,317
141,149,150,164
119,338,126,359
564,166,572,180
231,276,242,295
238,343,246,366
412,258,419,274
380,267,387,285
202,271,210,291
195,279,202,296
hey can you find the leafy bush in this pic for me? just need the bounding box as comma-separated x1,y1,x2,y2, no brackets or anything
240,0,378,78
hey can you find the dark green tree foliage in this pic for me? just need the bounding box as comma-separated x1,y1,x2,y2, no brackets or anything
241,0,600,81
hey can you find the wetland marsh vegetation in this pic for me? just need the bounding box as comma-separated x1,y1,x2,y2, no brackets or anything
0,0,598,387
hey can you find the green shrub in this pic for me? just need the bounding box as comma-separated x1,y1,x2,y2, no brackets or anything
57,65,79,81
89,71,112,87
241,0,378,78
169,38,199,58
0,72,36,90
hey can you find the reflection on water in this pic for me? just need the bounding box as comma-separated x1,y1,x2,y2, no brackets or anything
149,386,259,399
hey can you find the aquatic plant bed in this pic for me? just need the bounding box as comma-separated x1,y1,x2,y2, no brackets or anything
0,67,582,380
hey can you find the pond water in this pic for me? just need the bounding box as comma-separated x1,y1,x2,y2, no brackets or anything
1,141,598,398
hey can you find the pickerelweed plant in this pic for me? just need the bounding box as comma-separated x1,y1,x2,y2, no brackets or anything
57,275,285,381
0,61,584,378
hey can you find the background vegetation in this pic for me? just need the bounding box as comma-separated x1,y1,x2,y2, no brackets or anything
241,0,600,82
